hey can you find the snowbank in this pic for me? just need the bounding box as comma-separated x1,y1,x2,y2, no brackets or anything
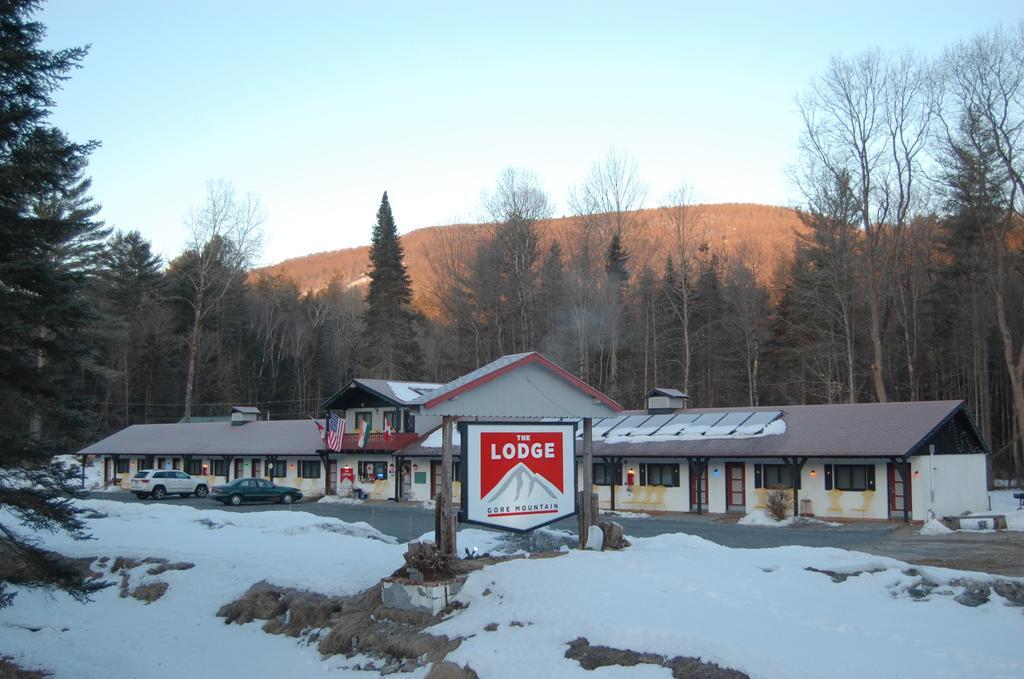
919,519,954,535
434,535,1024,679
738,509,840,528
0,500,1021,678
317,495,364,505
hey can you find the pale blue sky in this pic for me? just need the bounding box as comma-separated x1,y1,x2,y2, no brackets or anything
40,1,1020,266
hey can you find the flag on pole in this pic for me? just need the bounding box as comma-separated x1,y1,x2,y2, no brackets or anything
326,412,345,452
383,416,392,443
357,422,372,449
310,416,325,443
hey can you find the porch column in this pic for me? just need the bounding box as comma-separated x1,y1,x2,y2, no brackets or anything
318,451,331,495
604,457,617,512
394,455,402,501
902,461,912,523
786,457,808,517
688,457,708,515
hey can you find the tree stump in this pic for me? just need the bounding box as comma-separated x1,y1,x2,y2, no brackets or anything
598,520,630,550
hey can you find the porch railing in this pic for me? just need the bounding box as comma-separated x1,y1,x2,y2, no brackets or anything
337,432,419,451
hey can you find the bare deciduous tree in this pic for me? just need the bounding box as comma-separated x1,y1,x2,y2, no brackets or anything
797,49,932,402
567,148,647,391
941,22,1024,475
178,179,264,420
660,183,706,394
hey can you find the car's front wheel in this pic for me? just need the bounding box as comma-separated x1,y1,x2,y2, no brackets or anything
280,493,294,505
229,494,243,507
151,486,166,500
194,485,209,498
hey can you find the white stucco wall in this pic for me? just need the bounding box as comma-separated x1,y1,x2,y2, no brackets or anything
796,460,889,520
910,453,989,521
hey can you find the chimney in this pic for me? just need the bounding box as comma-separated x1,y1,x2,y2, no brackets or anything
645,389,689,414
231,406,261,426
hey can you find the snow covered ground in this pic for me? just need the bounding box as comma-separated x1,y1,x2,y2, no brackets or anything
986,489,1024,530
0,500,1021,678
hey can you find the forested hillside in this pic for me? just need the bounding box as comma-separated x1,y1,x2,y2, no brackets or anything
254,203,804,304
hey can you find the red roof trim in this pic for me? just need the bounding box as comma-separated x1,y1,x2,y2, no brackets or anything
422,353,623,412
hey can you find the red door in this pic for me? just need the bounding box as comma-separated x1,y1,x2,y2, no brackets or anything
235,459,244,479
689,464,708,510
328,460,337,494
251,459,262,479
726,462,746,511
888,463,912,516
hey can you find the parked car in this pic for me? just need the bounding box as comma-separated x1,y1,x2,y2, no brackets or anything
210,478,303,506
131,469,209,500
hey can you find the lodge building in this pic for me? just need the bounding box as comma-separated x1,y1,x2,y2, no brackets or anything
79,352,990,522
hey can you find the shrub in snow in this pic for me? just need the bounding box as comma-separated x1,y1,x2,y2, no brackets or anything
765,488,791,521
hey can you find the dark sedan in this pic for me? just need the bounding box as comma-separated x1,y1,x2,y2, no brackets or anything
211,478,303,506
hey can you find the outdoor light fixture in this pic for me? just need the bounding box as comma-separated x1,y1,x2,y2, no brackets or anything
810,469,817,478
914,470,920,478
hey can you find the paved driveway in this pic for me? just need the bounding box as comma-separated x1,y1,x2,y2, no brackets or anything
85,492,1023,576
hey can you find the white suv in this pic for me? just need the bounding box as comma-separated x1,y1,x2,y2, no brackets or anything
130,470,209,500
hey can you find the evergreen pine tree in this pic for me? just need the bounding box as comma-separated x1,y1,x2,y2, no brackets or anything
358,192,423,379
0,0,107,606
89,230,165,430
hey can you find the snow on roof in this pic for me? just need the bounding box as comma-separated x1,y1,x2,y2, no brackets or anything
410,353,534,406
645,387,688,399
321,379,443,408
231,406,261,415
410,352,622,414
412,411,785,451
386,381,442,403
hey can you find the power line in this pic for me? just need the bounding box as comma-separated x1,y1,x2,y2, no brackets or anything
80,397,326,408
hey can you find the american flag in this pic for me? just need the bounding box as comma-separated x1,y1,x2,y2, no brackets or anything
326,412,345,452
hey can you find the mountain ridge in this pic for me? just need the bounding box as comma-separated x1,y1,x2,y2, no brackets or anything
254,203,805,304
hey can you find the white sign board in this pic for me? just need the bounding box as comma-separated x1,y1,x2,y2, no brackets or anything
460,422,577,533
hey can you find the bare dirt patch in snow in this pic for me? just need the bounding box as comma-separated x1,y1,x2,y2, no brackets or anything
218,580,460,674
218,551,568,675
565,637,749,678
109,556,193,603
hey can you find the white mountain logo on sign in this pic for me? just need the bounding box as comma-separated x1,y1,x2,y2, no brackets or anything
483,462,560,506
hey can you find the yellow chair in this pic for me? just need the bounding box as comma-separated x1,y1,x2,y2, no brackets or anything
849,490,875,518
649,485,667,508
754,488,769,509
827,489,844,513
370,479,390,500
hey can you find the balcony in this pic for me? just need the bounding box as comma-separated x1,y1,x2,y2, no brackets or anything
337,432,419,451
